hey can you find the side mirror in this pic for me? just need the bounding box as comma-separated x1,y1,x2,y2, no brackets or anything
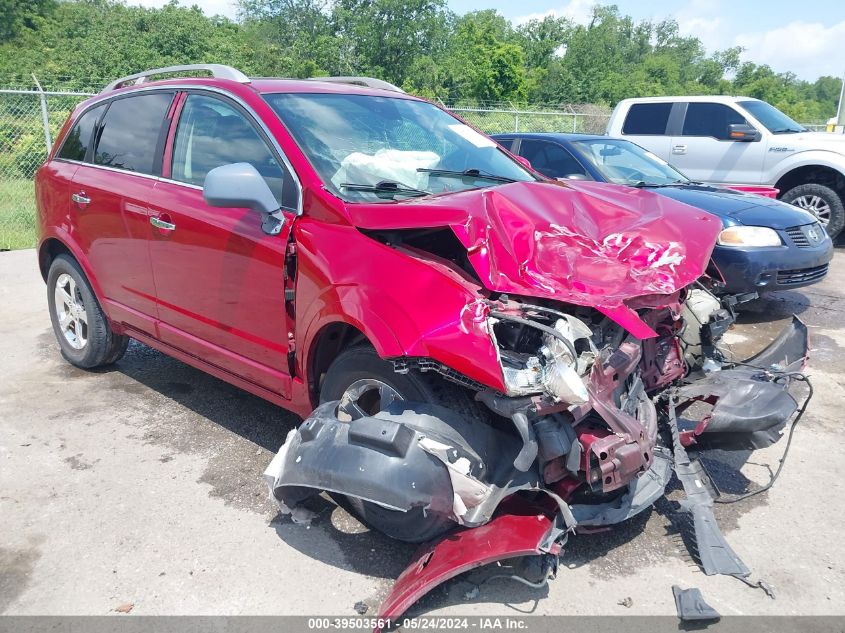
557,173,590,181
514,155,532,170
728,124,760,142
203,162,284,235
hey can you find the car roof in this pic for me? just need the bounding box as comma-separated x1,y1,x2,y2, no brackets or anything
105,76,419,98
248,78,418,98
491,132,609,142
73,75,423,115
617,95,760,104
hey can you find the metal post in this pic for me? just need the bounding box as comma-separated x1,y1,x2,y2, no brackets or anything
32,74,52,153
836,70,845,131
514,113,519,132
572,114,577,133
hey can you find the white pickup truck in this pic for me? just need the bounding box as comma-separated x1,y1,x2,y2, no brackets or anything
607,96,845,238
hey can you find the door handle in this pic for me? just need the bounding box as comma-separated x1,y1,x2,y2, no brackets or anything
71,192,91,206
672,144,687,155
150,216,176,231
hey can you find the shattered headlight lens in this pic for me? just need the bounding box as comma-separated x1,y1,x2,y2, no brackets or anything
717,226,782,247
540,318,591,405
494,313,593,405
501,356,545,395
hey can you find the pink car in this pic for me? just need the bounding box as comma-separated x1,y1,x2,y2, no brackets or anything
36,65,810,619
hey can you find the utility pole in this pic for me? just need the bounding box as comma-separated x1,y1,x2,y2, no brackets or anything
837,69,845,131
32,74,52,152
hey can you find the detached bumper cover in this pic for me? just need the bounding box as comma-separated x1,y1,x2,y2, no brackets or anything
676,316,809,450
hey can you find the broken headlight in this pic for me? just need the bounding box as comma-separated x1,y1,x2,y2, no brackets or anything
491,311,595,405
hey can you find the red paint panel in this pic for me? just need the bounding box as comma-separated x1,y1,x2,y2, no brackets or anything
147,180,293,398
376,510,556,627
344,180,722,336
290,218,506,412
725,184,779,199
69,166,159,334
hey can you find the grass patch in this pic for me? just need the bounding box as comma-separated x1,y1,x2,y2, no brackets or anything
0,179,37,250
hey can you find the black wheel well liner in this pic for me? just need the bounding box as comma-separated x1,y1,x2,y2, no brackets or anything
38,238,74,282
775,165,845,200
308,322,369,407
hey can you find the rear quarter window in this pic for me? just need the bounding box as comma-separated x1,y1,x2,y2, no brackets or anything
622,103,672,135
57,104,105,162
94,93,173,174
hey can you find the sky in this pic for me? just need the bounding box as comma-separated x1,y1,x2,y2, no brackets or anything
132,0,845,81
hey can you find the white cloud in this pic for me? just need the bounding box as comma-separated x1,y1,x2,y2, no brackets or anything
513,0,596,26
130,0,239,20
735,20,845,79
673,0,725,50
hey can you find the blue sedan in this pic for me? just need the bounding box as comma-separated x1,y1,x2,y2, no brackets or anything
492,133,834,295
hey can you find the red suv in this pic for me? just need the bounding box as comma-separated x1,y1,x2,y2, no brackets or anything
37,65,809,616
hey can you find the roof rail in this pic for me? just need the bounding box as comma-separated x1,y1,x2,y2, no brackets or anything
306,76,405,93
102,64,250,92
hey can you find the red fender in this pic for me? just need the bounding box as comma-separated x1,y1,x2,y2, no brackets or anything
375,506,559,631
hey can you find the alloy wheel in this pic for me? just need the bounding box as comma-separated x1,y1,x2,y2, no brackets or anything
54,273,88,350
792,194,832,226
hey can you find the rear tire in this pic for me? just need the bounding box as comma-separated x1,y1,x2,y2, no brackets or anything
781,183,845,239
47,254,129,369
319,345,481,543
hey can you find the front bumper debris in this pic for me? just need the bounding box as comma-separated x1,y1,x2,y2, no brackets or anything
674,316,809,451
375,501,563,628
264,316,811,623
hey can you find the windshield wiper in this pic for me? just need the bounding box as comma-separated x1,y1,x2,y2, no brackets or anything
340,181,431,198
771,127,805,134
631,179,690,188
417,168,517,184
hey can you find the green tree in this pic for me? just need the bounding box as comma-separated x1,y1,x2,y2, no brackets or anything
0,0,55,42
333,0,450,85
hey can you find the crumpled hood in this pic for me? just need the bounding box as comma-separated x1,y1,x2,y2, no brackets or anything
346,181,722,336
651,185,818,229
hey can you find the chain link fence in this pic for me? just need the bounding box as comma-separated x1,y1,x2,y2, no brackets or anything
449,103,611,134
0,88,94,250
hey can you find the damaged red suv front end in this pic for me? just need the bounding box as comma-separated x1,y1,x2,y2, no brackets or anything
252,88,810,618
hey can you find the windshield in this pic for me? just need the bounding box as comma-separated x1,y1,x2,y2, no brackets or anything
572,139,689,186
738,100,807,134
263,93,535,202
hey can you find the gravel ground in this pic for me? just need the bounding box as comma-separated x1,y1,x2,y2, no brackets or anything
1,247,844,618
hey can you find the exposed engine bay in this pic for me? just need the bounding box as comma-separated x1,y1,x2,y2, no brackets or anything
265,281,811,621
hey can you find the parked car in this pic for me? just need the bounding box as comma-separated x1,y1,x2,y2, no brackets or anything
493,133,833,296
36,65,810,619
606,95,845,238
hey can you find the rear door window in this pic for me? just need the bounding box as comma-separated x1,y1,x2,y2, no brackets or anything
495,137,515,150
94,93,173,174
519,139,588,179
622,103,672,135
171,93,297,210
57,104,105,162
681,103,748,140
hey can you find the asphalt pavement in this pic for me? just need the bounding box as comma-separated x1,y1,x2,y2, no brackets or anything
1,247,843,618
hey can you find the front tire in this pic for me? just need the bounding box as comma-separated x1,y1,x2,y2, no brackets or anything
47,254,129,369
319,345,480,543
781,183,845,239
